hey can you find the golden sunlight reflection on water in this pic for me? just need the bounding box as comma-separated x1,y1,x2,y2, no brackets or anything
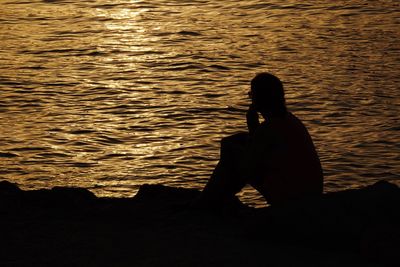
0,0,399,207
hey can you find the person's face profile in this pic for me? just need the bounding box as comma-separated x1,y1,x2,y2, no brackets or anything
248,90,257,107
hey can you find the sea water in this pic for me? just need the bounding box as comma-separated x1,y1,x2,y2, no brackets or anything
0,0,399,206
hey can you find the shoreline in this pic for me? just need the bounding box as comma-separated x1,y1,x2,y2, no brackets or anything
1,180,399,267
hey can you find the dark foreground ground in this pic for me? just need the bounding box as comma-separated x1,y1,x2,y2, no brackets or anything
0,180,399,267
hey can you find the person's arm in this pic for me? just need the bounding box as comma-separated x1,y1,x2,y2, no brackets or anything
241,124,272,191
246,104,260,135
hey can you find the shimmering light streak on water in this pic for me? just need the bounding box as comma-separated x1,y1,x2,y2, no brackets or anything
0,0,399,206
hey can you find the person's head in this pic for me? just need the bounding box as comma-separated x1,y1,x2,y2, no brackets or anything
250,72,287,117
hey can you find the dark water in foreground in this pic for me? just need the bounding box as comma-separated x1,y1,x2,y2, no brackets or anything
0,0,399,206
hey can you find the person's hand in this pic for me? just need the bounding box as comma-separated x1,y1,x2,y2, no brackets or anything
246,104,260,134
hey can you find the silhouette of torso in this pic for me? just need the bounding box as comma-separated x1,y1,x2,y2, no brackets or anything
245,112,323,205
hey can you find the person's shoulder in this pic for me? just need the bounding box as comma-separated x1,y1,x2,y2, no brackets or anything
287,111,298,120
287,112,305,125
286,112,312,135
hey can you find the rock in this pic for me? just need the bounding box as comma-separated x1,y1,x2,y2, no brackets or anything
258,180,400,262
0,180,23,213
135,184,200,205
51,186,97,205
0,179,398,266
0,180,22,194
0,180,98,216
360,223,400,267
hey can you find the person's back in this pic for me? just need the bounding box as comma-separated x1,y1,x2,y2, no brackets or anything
201,72,324,207
247,112,323,205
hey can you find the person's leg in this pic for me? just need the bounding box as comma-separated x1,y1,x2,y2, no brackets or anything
201,132,249,204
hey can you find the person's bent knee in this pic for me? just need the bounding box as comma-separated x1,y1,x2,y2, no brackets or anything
221,132,248,147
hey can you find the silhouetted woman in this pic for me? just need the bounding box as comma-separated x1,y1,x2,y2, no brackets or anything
201,73,323,206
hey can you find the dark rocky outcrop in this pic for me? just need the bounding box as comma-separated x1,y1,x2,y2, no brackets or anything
0,180,398,267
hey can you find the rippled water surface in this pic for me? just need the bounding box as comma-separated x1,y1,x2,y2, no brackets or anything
1,0,399,206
